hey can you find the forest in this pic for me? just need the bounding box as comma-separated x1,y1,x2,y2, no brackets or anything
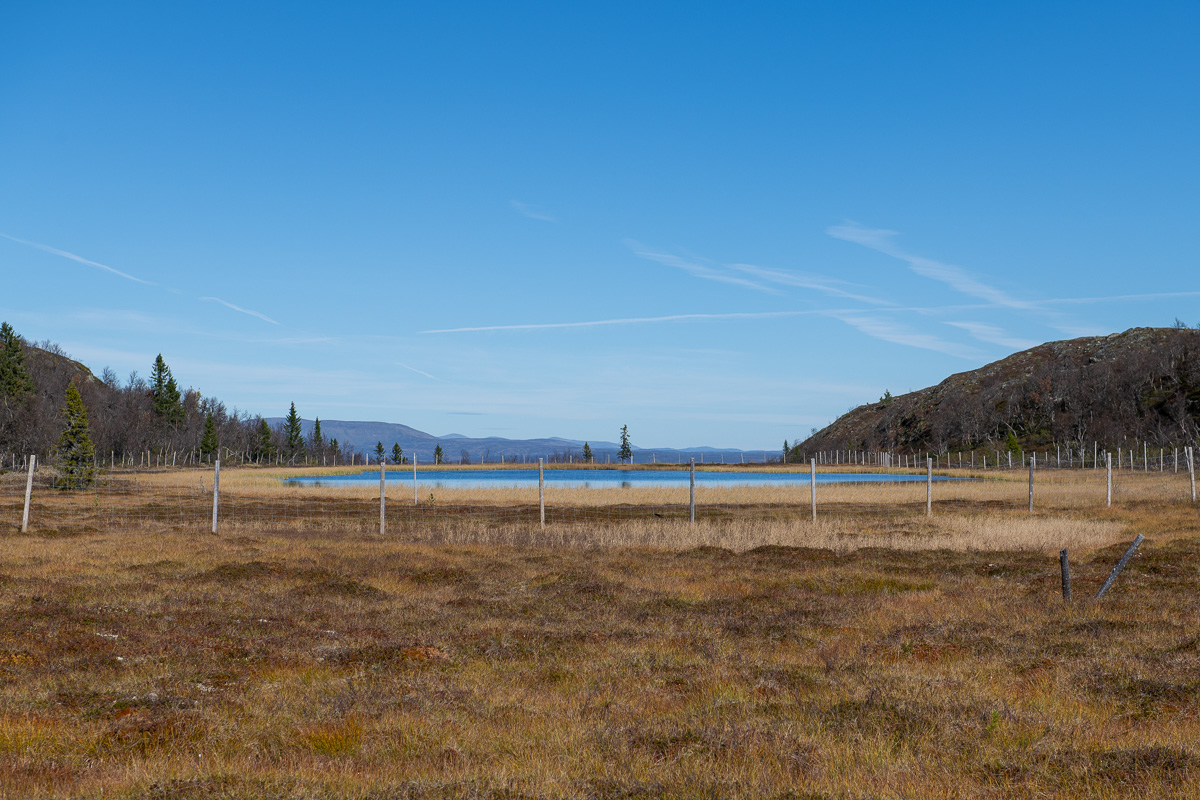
0,322,352,468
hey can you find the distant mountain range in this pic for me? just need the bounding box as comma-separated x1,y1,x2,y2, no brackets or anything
263,418,770,464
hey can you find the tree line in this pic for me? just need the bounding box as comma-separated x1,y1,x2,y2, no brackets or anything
0,323,361,470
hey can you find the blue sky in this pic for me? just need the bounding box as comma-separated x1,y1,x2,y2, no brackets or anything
2,2,1197,450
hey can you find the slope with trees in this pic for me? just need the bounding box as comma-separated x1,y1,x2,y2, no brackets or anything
794,327,1200,457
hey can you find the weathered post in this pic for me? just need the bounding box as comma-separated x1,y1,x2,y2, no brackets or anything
1028,452,1035,513
810,458,817,522
1188,447,1196,503
1106,452,1112,507
20,455,36,533
211,459,221,534
379,459,386,536
1095,534,1145,599
539,458,545,528
926,457,932,516
689,459,696,524
1060,548,1071,602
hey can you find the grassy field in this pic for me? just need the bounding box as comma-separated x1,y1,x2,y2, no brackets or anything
1,467,1199,798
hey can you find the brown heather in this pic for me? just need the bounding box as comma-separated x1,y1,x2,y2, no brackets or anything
1,466,1199,798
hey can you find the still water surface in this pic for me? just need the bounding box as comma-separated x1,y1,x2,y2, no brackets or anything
288,469,957,490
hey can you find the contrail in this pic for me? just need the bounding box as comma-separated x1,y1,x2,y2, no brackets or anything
421,310,820,334
200,296,280,325
0,232,155,285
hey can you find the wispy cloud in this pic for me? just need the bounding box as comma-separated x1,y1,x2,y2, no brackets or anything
395,361,441,380
726,263,893,305
511,200,557,223
828,222,1035,310
1036,290,1200,306
945,321,1039,350
628,243,778,293
422,310,823,334
828,312,981,359
199,296,280,325
0,232,155,286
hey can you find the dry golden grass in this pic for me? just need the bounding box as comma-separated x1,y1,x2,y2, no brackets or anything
1,465,1199,797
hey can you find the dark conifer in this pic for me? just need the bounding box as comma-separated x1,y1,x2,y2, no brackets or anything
618,425,633,462
150,355,182,422
374,441,386,463
54,381,96,489
284,403,304,456
257,418,276,459
200,411,218,458
582,442,593,462
0,322,34,400
391,443,404,464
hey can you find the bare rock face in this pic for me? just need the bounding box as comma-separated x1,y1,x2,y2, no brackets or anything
798,327,1200,453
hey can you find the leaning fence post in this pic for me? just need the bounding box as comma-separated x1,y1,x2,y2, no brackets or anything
1028,452,1035,512
689,459,696,524
1060,548,1071,602
1095,534,1145,599
210,459,220,534
1106,452,1112,507
379,459,386,535
20,455,36,533
926,457,932,516
538,458,545,529
810,458,817,522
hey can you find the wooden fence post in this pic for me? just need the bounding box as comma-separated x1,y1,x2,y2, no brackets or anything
1028,452,1035,512
20,455,35,533
413,454,418,504
689,459,696,524
926,457,932,516
1188,447,1196,503
1095,534,1145,599
379,460,386,536
210,459,220,534
539,458,545,528
810,458,817,522
1060,548,1071,602
1106,452,1112,507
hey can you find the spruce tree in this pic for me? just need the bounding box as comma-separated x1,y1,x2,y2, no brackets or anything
200,411,218,459
374,441,386,463
150,355,183,422
284,402,304,456
0,322,34,400
257,418,276,459
582,442,593,462
391,443,404,464
54,381,96,489
310,417,324,451
782,439,789,464
618,425,633,462
433,443,444,464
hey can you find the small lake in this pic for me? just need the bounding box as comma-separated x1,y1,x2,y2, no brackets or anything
288,469,959,490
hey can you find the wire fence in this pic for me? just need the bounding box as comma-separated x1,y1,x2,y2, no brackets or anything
4,448,1196,541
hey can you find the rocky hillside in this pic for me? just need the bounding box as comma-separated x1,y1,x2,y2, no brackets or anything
796,327,1200,455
